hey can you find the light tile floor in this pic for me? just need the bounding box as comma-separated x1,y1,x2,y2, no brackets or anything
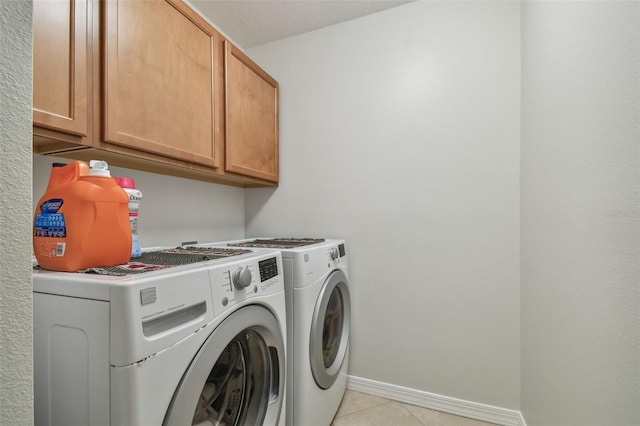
331,390,499,426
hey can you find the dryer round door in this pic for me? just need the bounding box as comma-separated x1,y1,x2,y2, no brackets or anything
164,305,285,426
309,269,351,389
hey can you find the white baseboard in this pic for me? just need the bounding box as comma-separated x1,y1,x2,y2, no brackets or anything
346,375,527,426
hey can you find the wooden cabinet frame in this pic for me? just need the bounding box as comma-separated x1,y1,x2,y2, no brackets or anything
33,0,279,187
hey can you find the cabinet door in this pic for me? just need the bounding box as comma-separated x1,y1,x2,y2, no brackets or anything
33,0,90,137
104,0,221,169
225,41,279,183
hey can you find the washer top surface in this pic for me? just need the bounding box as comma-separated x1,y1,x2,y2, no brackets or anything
33,246,285,366
32,246,276,300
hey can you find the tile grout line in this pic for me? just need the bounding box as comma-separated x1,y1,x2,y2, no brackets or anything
333,400,396,422
399,403,430,426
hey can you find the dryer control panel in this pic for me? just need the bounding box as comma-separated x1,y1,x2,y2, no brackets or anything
209,251,284,317
289,242,348,288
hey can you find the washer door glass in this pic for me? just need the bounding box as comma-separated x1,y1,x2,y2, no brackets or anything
164,306,285,426
193,330,268,425
310,269,351,389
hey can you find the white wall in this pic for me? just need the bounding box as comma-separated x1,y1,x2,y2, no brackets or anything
0,0,34,424
521,2,640,425
247,1,521,409
33,154,246,248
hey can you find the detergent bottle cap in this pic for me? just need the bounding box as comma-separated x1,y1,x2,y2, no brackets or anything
89,160,111,177
114,177,136,189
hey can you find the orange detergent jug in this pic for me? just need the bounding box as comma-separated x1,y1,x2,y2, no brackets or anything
33,160,132,272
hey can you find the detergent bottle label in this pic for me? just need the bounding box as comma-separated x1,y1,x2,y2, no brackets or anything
34,199,67,239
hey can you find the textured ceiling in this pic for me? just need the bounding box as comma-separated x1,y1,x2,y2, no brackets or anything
188,0,415,48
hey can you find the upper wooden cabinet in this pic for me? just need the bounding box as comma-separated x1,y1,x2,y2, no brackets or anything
33,0,91,138
225,42,279,183
33,0,279,187
103,0,222,169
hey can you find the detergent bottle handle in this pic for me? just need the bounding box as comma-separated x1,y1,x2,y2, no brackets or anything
45,161,90,191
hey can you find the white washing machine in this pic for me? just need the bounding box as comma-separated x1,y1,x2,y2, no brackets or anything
33,246,287,426
206,238,351,426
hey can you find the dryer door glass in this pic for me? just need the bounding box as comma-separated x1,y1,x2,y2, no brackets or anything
164,306,285,426
310,269,351,389
322,288,344,368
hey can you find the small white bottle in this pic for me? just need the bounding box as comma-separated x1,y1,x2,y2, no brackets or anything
114,177,142,258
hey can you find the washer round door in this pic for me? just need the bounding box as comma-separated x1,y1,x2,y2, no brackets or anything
309,269,351,389
164,305,285,426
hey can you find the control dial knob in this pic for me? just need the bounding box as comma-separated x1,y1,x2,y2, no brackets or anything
329,246,339,261
232,267,252,290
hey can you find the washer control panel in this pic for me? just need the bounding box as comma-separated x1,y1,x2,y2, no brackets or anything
209,251,283,317
258,256,279,281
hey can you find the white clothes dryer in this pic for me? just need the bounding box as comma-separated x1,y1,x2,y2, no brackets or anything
211,238,351,426
33,246,287,426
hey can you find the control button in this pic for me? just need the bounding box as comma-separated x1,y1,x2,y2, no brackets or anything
254,285,258,293
329,246,339,260
222,297,229,306
232,267,252,290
